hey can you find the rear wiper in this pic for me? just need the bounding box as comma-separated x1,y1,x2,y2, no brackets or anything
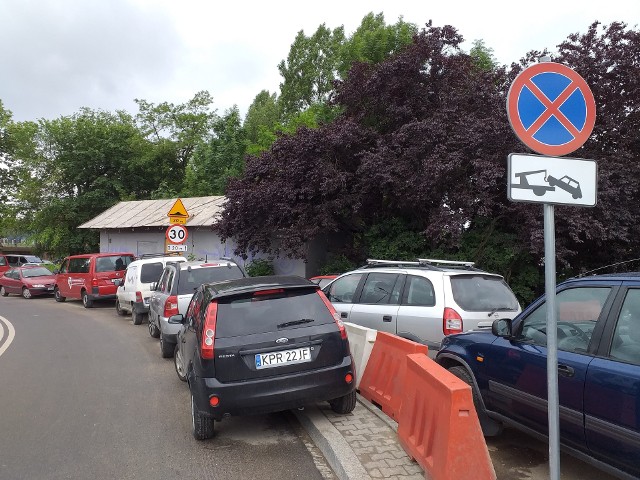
277,318,314,329
488,307,514,317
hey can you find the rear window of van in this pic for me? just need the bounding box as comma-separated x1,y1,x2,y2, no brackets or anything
140,262,164,283
95,255,133,273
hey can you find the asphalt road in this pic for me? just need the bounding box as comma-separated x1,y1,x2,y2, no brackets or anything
0,295,330,480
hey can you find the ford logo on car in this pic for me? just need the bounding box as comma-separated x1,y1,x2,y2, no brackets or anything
275,337,289,344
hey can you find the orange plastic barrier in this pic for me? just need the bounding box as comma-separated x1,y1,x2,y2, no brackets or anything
358,332,428,420
397,354,496,480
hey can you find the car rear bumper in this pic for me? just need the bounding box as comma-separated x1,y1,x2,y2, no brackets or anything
189,356,356,421
89,288,116,301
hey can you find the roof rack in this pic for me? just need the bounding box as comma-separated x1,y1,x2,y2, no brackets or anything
365,259,421,268
417,258,475,268
138,252,184,259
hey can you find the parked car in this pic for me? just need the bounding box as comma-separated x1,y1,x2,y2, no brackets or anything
436,273,640,479
54,252,135,308
0,254,10,275
171,275,357,440
148,259,245,358
6,254,44,267
309,274,339,289
115,254,187,325
322,258,521,350
0,266,57,298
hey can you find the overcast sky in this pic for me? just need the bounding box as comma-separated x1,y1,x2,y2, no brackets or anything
1,0,637,122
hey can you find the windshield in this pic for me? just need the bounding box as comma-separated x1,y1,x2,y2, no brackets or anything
450,275,519,312
22,267,53,278
24,256,43,263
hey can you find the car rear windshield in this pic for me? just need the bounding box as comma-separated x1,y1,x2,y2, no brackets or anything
140,262,164,283
450,275,519,312
177,266,244,295
216,289,334,337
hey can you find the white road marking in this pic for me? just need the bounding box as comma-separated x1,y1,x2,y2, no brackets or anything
0,315,16,357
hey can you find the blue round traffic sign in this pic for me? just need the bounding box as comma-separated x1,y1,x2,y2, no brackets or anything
507,62,596,156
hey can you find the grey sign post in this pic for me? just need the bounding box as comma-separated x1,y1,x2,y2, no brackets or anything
506,58,597,480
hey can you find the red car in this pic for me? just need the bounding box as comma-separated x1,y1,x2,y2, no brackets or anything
0,266,57,299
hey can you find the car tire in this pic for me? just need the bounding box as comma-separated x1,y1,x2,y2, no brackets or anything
54,287,66,302
329,389,356,414
160,334,174,358
174,344,187,382
191,394,214,440
115,299,126,316
22,287,32,299
148,319,160,339
132,310,143,325
81,290,93,308
0,286,8,297
448,365,503,437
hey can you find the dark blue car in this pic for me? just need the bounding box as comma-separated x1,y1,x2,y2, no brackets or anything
436,273,640,480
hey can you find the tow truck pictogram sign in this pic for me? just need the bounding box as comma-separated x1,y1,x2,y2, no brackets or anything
508,154,597,207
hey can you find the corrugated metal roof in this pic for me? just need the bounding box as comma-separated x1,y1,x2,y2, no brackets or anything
78,196,227,229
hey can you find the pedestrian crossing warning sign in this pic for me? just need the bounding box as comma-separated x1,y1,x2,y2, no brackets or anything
167,198,189,224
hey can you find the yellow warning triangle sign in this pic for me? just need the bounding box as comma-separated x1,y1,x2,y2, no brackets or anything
167,198,189,218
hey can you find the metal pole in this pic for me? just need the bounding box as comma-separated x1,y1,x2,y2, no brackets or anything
544,203,560,480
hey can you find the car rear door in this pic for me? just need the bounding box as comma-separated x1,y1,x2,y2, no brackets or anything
396,272,443,346
348,272,402,335
212,288,345,383
583,285,640,477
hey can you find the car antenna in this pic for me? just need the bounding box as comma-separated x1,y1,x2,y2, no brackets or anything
574,257,640,278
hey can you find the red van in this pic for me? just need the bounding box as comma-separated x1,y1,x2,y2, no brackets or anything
54,252,134,308
0,254,10,275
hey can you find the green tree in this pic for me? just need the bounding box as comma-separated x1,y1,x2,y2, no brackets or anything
469,39,498,71
135,91,218,195
183,107,246,196
278,24,346,120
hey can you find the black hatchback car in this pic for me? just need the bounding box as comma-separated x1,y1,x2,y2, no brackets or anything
436,273,640,479
171,275,357,440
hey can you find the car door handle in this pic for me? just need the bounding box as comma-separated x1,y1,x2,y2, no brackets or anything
383,315,392,322
558,365,575,377
340,312,348,319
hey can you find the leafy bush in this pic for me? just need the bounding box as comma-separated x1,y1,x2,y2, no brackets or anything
245,259,274,277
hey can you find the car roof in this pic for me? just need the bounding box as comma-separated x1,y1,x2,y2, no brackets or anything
203,275,317,299
561,272,640,285
66,252,134,258
128,256,187,267
173,259,241,270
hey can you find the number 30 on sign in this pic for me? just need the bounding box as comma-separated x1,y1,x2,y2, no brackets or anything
166,224,188,244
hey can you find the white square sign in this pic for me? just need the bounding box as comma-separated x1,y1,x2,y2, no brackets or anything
507,153,597,207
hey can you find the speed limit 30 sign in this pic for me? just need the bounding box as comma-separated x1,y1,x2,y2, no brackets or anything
166,224,188,244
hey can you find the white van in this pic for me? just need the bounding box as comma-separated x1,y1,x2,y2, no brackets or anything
115,254,187,325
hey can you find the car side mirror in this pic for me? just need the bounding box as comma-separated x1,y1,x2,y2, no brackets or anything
492,318,513,338
168,314,185,325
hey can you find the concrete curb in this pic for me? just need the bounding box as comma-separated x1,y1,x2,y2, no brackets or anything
293,404,370,480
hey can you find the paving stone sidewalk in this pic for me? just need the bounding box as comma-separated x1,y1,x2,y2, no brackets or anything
312,395,425,480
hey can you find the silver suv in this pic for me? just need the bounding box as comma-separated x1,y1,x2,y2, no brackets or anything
148,259,245,358
322,258,521,350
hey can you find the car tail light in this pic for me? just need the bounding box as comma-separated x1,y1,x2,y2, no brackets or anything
92,278,99,287
163,295,179,317
135,291,143,303
345,373,353,384
253,288,285,296
443,307,463,335
201,301,218,360
317,290,347,340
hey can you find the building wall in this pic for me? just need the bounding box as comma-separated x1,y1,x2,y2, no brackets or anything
99,228,308,277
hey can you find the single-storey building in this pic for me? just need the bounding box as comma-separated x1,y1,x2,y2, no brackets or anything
79,196,326,277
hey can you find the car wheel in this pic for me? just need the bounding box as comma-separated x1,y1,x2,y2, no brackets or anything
329,389,356,414
148,319,160,339
132,310,143,325
115,299,126,316
0,286,8,297
81,290,93,308
174,344,187,382
191,393,214,440
448,365,503,437
54,287,66,302
22,287,32,299
160,335,174,358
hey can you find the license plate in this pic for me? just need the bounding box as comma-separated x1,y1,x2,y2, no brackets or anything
47,286,54,291
255,347,312,369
